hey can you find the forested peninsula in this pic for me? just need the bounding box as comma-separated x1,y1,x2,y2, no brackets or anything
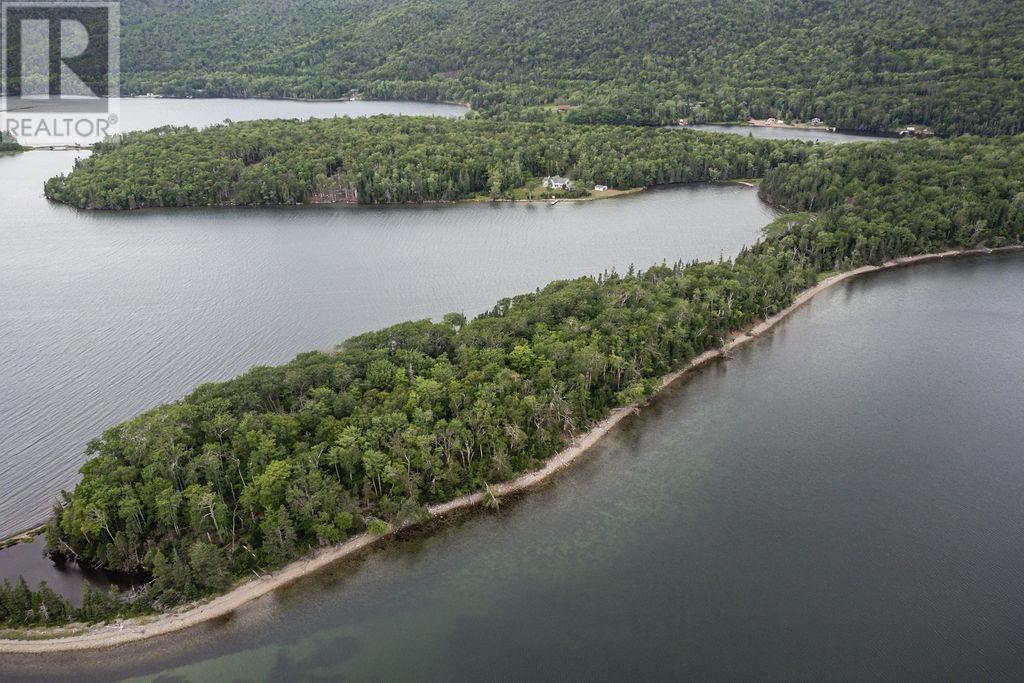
115,0,1024,135
5,132,1022,635
44,118,812,209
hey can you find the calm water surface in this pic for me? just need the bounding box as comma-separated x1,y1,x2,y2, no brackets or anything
0,99,775,542
109,97,470,130
2,254,1021,681
8,97,468,145
686,124,892,144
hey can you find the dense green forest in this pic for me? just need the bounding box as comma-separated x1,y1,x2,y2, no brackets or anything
115,0,1024,135
5,133,1019,630
30,241,814,624
44,118,812,209
759,136,1024,258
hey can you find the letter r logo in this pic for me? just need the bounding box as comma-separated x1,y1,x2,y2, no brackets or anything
2,1,119,113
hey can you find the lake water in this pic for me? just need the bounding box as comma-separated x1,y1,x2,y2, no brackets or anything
685,124,892,144
107,97,470,132
0,99,776,544
6,97,468,146
2,254,1021,681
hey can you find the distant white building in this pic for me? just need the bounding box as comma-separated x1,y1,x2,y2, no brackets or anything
897,126,934,137
810,117,823,125
594,184,608,192
543,175,573,190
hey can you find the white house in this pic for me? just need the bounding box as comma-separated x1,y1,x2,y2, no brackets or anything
543,175,573,190
594,184,608,192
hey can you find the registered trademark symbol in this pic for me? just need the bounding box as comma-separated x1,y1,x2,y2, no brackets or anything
108,113,119,124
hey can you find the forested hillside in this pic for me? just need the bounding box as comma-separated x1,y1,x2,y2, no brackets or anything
44,118,811,209
117,0,1024,134
3,133,1017,629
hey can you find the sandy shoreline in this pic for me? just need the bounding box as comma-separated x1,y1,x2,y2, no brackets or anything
2,244,1020,654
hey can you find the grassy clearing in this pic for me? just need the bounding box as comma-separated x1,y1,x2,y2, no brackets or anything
0,626,88,641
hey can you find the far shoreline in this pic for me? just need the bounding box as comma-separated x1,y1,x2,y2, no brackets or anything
684,121,900,140
121,93,473,110
42,182,716,213
1,244,1020,654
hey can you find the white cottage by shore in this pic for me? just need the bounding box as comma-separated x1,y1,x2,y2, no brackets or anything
543,175,573,190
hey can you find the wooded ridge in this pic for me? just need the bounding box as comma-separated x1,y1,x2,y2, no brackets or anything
113,0,1024,135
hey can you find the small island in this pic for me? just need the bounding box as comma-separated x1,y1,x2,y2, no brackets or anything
42,118,816,210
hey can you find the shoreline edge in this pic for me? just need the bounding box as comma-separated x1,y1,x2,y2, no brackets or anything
1,244,1020,654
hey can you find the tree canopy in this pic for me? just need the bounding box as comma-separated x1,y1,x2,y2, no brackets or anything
44,117,811,209
759,136,1024,263
10,132,1018,630
115,0,1024,135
